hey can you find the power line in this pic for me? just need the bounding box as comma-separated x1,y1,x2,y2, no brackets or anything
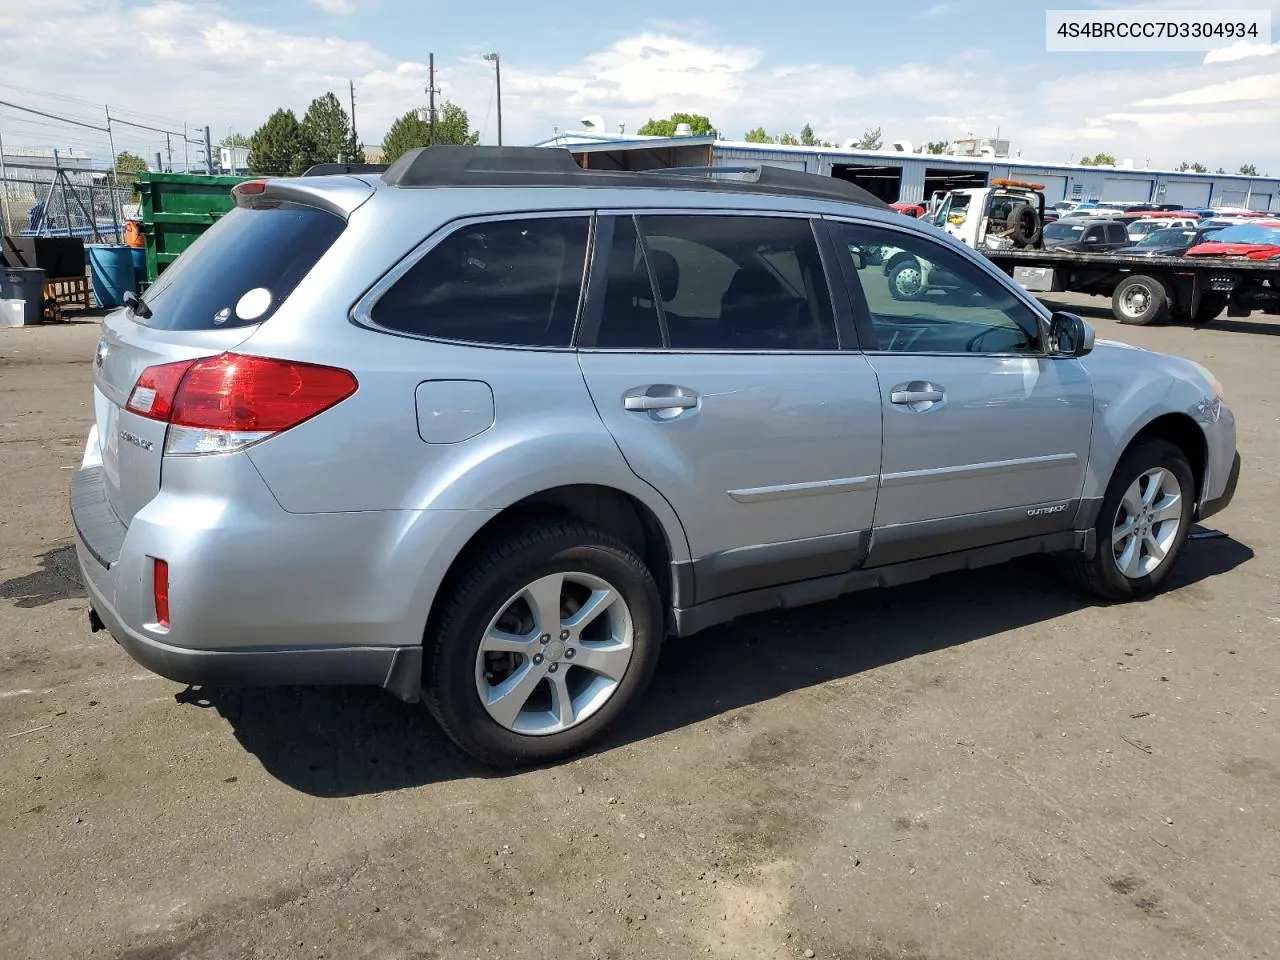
0,98,107,132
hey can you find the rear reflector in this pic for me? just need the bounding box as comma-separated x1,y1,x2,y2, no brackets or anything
125,353,357,455
153,559,170,629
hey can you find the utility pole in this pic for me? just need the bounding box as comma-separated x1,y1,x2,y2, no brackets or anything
204,126,213,174
183,122,189,172
484,52,502,146
428,52,437,144
349,79,358,147
165,132,173,172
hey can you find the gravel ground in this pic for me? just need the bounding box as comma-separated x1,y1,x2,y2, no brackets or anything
1,296,1276,960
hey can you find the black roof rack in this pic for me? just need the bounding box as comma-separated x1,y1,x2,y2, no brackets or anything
381,146,886,208
302,162,390,177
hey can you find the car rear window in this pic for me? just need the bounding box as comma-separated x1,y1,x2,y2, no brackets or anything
1044,222,1085,240
136,201,345,331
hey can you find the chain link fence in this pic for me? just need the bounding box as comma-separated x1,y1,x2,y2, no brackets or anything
0,160,135,244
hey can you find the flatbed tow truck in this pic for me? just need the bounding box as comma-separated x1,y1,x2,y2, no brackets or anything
924,179,1280,325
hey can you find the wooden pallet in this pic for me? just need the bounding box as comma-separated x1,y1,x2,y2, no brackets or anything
46,276,92,310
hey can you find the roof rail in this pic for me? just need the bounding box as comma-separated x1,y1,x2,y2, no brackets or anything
302,162,390,177
380,145,887,208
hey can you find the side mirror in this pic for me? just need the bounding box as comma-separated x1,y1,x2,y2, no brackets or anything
1049,311,1094,357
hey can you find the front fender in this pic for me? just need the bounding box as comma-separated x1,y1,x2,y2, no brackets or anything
1079,344,1221,501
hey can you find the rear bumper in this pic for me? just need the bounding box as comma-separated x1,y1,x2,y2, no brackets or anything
79,547,423,700
1197,451,1241,522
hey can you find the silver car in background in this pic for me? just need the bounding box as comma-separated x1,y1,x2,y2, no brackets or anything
71,147,1240,767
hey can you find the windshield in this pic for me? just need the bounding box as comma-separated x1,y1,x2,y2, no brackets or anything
1044,222,1085,241
137,201,346,331
1128,221,1164,238
1137,228,1197,246
1197,223,1280,244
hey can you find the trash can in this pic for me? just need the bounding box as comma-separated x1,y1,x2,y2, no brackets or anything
0,267,46,325
87,245,136,309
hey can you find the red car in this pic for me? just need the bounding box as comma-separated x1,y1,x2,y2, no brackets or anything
1184,221,1280,258
890,201,926,218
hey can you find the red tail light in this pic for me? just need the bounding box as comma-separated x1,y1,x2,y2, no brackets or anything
126,353,358,433
153,559,170,629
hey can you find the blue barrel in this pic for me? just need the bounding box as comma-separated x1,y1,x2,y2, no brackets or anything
128,246,147,292
87,245,137,308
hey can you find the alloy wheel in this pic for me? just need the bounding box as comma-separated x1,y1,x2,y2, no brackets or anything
1111,467,1183,579
474,571,634,736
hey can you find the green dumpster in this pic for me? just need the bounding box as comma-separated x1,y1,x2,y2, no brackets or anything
135,171,252,285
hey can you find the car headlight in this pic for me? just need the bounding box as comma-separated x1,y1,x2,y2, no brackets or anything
1189,361,1224,400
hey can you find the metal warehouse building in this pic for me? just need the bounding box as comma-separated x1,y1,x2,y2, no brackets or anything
534,132,1280,212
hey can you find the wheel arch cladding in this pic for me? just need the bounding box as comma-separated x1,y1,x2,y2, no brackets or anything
422,485,679,679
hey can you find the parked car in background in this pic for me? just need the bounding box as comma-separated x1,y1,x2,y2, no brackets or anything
890,201,926,218
69,146,1240,767
1043,218,1132,252
1127,217,1201,241
1115,224,1228,257
1185,221,1280,258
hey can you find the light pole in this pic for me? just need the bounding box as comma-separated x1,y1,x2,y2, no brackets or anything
483,52,502,146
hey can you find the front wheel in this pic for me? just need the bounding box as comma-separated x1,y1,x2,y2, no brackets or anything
424,521,663,767
1064,439,1194,601
887,257,925,301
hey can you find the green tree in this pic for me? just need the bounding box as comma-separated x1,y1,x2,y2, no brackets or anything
925,140,949,155
248,108,306,175
1176,160,1207,173
1216,167,1226,174
778,132,800,145
856,126,882,150
220,133,251,149
381,102,480,165
744,126,773,143
301,92,360,166
799,123,817,147
1078,152,1117,166
1239,163,1258,176
637,112,715,137
114,151,148,176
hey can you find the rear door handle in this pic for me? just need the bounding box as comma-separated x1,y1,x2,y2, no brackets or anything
890,389,943,404
889,381,946,411
624,395,697,411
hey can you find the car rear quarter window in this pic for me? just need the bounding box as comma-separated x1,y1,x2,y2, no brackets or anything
370,216,590,347
137,202,345,331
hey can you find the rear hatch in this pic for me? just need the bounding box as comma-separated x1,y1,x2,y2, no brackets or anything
92,195,348,524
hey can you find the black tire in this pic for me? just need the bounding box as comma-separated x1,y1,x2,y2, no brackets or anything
887,256,925,301
1064,439,1195,601
424,521,663,768
1193,292,1227,323
1007,205,1042,248
1112,275,1169,325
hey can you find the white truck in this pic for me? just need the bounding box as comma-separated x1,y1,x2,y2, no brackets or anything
880,180,1280,325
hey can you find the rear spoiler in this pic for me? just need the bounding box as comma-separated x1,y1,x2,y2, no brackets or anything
301,163,389,177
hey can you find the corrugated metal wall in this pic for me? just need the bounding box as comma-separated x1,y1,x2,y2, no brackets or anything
711,144,1280,211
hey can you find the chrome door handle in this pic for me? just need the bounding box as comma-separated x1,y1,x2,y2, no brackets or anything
624,395,697,411
890,389,943,404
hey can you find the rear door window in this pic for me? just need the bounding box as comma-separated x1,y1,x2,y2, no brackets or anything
137,201,345,331
370,216,590,347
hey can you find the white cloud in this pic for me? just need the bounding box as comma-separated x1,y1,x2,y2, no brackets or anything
1204,41,1280,64
311,0,354,12
916,3,957,18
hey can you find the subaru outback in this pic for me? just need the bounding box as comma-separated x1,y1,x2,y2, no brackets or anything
71,147,1240,767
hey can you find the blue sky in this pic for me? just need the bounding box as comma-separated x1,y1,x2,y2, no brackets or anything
3,0,1280,171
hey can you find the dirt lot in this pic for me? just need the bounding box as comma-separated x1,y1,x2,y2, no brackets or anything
1,296,1277,960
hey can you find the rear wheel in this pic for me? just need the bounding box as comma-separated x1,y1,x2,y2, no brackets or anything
1112,275,1168,325
1193,293,1228,323
424,521,663,767
1064,439,1194,601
